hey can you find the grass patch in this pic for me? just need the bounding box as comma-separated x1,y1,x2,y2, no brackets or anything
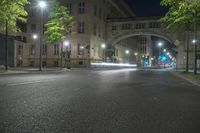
178,71,200,81
195,75,200,80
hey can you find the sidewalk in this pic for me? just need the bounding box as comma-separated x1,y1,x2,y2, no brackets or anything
172,70,200,87
0,67,71,75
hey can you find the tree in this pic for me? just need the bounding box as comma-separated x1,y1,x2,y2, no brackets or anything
161,0,200,73
0,0,29,71
45,0,73,68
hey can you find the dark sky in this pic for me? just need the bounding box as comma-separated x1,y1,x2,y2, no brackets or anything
125,0,169,16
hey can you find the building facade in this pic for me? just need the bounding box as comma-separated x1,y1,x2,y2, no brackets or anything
13,0,136,67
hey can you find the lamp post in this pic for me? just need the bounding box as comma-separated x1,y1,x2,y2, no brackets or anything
193,9,197,74
101,43,106,62
125,50,130,63
38,1,47,71
134,52,138,65
5,19,8,71
64,41,71,69
32,34,38,67
158,42,163,68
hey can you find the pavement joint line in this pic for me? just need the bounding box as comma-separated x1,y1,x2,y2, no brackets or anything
7,80,51,86
6,77,69,86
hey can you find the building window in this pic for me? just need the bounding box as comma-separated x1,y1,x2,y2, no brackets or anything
67,3,72,14
78,1,85,14
135,23,146,29
30,8,36,16
18,45,23,55
115,49,118,57
30,45,35,55
94,4,97,16
54,61,59,67
31,24,36,33
53,44,59,55
121,24,131,30
78,22,85,33
149,22,161,28
93,24,96,35
98,26,101,37
99,8,102,19
78,44,84,55
112,26,117,30
42,44,47,55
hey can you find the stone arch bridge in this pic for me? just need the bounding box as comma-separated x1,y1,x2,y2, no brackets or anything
106,16,190,68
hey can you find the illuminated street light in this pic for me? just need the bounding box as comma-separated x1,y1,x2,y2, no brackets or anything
167,52,170,56
125,50,130,54
38,1,47,8
101,43,106,49
134,52,138,56
192,39,197,44
32,34,38,40
80,46,84,49
158,42,163,47
64,41,69,47
163,49,166,52
38,0,47,71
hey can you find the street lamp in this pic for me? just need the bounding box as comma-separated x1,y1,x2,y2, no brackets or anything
101,43,106,49
80,46,84,49
63,40,71,69
125,50,130,63
167,52,170,56
158,42,163,47
125,50,130,54
101,43,106,62
32,34,38,40
38,1,47,8
32,34,38,67
163,49,167,52
64,41,69,47
192,39,197,44
38,0,47,71
134,52,138,56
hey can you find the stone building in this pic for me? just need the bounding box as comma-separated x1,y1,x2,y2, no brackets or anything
13,0,136,67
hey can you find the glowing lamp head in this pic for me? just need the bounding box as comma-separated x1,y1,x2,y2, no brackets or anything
80,46,84,49
163,49,166,52
64,41,69,46
38,1,47,9
125,50,130,54
32,34,38,39
134,52,138,56
101,44,106,49
158,42,163,47
192,39,197,44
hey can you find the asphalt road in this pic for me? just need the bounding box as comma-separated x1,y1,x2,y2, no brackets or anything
0,69,200,133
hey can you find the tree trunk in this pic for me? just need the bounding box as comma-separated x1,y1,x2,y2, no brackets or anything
60,42,63,68
186,30,189,72
5,20,8,71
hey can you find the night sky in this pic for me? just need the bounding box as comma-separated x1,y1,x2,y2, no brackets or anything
125,0,169,17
